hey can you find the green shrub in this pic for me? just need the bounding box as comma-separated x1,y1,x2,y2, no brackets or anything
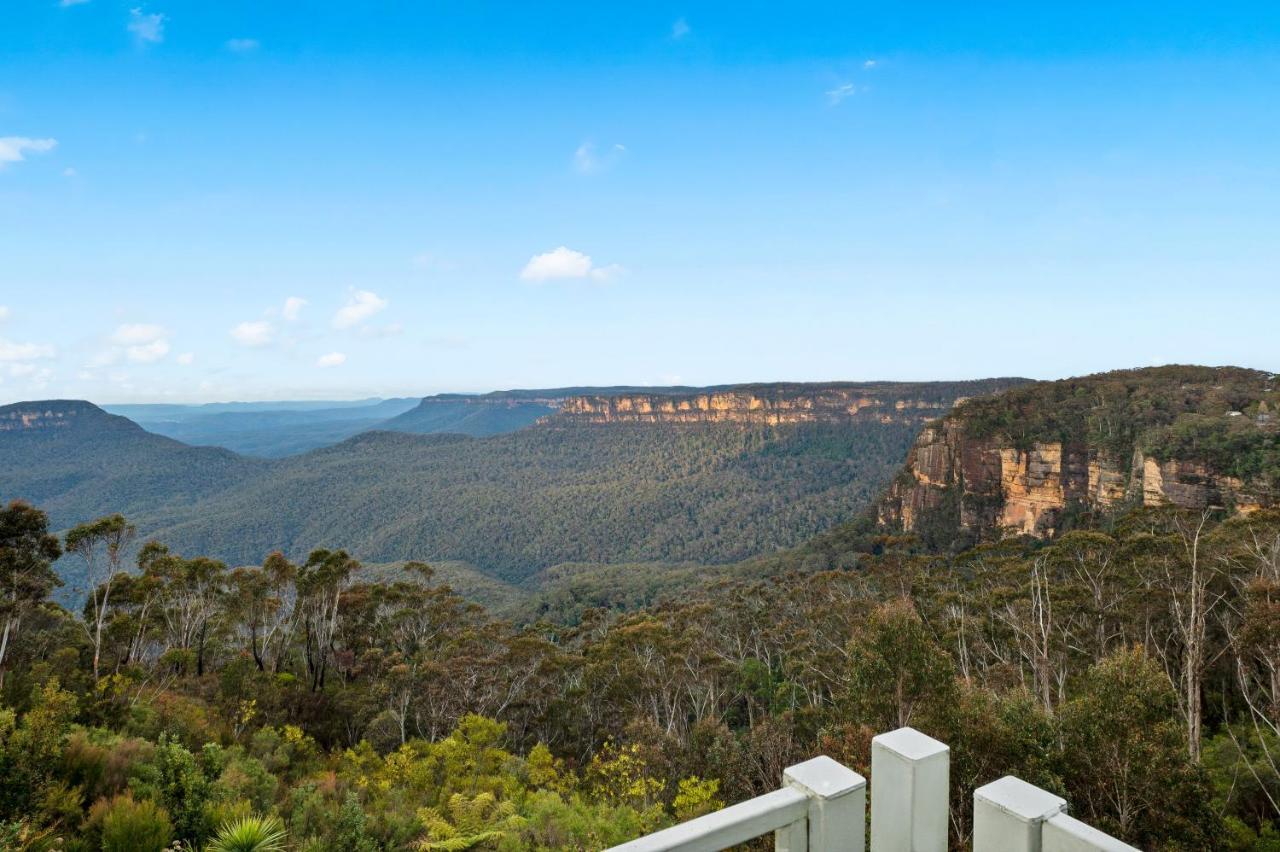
85,795,173,852
206,814,287,852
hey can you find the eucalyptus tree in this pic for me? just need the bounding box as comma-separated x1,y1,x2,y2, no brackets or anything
0,501,62,688
65,514,136,680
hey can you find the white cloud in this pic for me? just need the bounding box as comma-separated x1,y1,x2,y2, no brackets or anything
573,141,626,175
128,7,166,44
0,306,9,323
0,137,57,168
282,296,307,321
63,167,77,177
826,82,857,105
125,339,169,363
176,352,194,365
520,246,623,283
316,352,346,368
864,58,878,69
0,338,56,362
671,17,690,39
230,320,273,347
226,38,259,52
332,289,388,329
110,323,167,346
61,0,92,6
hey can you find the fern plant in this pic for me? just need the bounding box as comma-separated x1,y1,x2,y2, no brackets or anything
206,815,287,852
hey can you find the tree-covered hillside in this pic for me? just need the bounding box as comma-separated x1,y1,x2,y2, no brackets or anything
4,381,1019,585
140,420,919,580
1,499,1276,850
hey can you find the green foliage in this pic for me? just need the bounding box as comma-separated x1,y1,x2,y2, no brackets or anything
207,814,287,852
671,776,722,821
128,735,215,845
84,794,174,852
844,598,956,731
1059,648,1219,847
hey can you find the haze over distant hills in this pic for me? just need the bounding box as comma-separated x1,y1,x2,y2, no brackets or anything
1,378,1025,593
102,398,422,457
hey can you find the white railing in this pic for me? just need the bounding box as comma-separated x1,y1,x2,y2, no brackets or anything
607,727,1139,852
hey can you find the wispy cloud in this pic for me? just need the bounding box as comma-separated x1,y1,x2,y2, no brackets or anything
671,17,690,40
826,82,857,106
316,352,347,368
0,338,56,362
110,323,172,363
176,352,194,365
332,289,388,329
226,38,259,53
230,320,273,347
282,296,307,322
0,306,9,323
864,58,878,69
128,7,166,45
60,0,92,7
110,323,166,346
0,137,57,168
520,246,623,283
125,339,170,363
573,141,626,175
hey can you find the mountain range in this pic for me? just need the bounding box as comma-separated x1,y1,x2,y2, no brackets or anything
1,379,1021,595
5,367,1275,616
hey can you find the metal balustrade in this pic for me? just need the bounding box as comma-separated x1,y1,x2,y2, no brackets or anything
606,727,1139,852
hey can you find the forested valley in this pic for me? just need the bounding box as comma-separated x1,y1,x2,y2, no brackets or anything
3,499,1280,850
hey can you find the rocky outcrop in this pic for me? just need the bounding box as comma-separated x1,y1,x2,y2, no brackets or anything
878,368,1278,541
0,401,106,432
551,382,1026,427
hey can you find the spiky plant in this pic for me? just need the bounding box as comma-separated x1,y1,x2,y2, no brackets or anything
205,815,287,852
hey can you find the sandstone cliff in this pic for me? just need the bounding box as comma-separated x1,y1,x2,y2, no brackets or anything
877,366,1279,540
0,400,112,433
550,380,1028,427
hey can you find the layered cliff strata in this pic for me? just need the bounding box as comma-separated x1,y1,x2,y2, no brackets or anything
879,394,1275,540
0,402,93,432
551,383,1026,427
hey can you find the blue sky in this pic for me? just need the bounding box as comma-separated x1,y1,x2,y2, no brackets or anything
1,2,1278,403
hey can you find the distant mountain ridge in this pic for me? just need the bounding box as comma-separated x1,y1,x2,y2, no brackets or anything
0,378,1023,587
103,398,421,457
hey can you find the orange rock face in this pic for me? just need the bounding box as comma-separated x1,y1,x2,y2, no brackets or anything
556,390,956,426
879,422,1271,540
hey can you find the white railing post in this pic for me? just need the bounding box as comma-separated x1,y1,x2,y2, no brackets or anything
783,755,867,852
973,776,1067,852
1041,813,1139,852
870,727,949,852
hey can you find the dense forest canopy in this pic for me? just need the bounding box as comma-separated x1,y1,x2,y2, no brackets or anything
5,368,1280,850
2,498,1280,850
2,380,1023,592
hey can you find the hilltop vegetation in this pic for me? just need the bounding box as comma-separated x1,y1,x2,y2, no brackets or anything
2,499,1278,850
4,381,1022,588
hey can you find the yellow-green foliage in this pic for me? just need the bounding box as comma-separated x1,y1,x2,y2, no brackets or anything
586,742,664,809
416,792,525,850
672,777,722,821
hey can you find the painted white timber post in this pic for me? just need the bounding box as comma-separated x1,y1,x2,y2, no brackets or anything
973,776,1067,852
870,727,949,852
783,755,867,852
1041,813,1139,852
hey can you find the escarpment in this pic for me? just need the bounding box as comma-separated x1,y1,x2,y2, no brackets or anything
878,366,1279,541
551,380,1029,427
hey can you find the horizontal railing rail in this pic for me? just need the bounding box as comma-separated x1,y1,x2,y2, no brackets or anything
606,727,1139,852
606,787,809,852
